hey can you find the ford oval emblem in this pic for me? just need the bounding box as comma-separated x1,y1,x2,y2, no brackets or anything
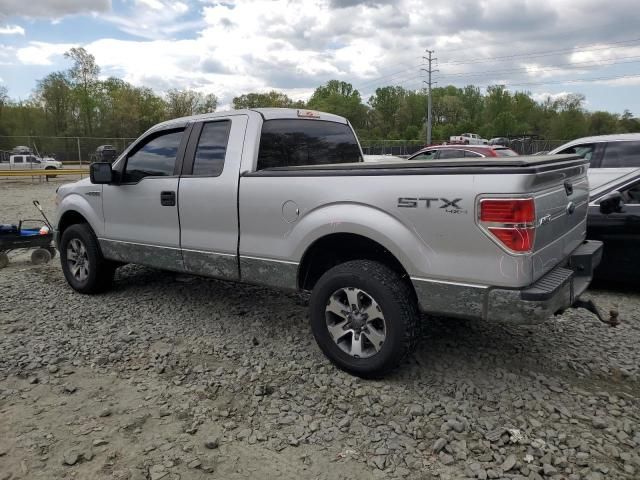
566,202,576,215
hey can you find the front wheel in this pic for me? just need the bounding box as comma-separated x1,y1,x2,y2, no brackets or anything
60,224,115,293
45,167,57,179
309,260,420,378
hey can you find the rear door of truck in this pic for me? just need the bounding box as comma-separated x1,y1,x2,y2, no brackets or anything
177,114,248,281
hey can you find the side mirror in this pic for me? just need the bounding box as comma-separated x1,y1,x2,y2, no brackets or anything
599,190,624,214
90,162,113,184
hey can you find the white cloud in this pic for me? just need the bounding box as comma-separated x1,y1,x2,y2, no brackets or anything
0,24,24,35
102,0,195,40
0,0,110,18
16,41,73,65
531,92,574,103
6,0,640,107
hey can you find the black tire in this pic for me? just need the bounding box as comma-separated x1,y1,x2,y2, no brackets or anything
59,223,115,294
0,252,8,269
31,248,52,265
45,167,57,179
309,260,419,378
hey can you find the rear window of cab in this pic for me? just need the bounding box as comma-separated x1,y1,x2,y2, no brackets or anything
257,119,362,170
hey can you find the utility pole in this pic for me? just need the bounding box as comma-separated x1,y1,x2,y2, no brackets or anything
421,50,438,145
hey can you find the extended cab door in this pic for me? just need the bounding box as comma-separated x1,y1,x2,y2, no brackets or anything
178,115,248,280
100,126,189,271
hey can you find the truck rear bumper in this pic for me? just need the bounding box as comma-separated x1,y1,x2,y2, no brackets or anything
412,240,603,324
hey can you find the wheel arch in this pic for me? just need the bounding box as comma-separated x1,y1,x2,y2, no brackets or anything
57,210,90,237
298,232,415,297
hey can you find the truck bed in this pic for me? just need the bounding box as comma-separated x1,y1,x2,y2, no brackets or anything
245,154,586,176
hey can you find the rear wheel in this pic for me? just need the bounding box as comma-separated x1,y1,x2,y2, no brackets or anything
45,166,57,179
31,248,51,265
309,260,419,378
60,224,115,293
47,246,57,259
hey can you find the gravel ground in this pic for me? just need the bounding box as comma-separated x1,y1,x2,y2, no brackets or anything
1,178,639,480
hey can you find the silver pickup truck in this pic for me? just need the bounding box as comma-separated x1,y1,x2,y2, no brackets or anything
55,108,602,377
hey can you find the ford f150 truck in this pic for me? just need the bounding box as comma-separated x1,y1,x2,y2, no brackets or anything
55,108,602,377
1,154,63,171
449,133,488,145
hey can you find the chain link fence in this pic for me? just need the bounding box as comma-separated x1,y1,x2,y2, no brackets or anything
1,135,572,164
0,136,136,164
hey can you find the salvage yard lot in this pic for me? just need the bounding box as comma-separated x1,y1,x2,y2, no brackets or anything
1,179,639,480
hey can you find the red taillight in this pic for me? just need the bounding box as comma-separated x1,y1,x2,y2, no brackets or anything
479,198,536,253
488,227,535,252
480,199,535,224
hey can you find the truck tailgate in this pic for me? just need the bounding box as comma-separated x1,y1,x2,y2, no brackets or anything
531,165,589,280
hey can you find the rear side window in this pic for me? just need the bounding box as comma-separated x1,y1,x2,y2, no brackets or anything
601,141,640,167
124,129,184,183
409,150,437,161
620,180,640,204
464,150,483,158
494,148,518,157
192,121,231,176
257,119,362,170
558,143,596,164
14,156,24,163
438,149,465,159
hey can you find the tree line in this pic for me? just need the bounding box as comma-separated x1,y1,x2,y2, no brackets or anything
1,47,639,146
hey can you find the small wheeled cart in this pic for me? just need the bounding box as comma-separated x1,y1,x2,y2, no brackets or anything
0,200,56,269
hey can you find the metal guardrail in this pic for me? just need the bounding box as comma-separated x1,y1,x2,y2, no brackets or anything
0,169,88,177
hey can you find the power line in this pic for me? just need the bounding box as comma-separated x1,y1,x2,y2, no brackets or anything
437,56,640,79
440,37,640,66
359,72,640,92
434,23,640,55
351,34,640,94
490,72,640,88
353,64,421,91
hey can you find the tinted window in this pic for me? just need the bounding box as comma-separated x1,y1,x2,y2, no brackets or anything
124,129,183,182
438,149,466,159
601,141,640,167
257,119,361,170
494,148,518,157
193,121,230,176
621,181,640,204
559,143,596,163
14,156,24,163
409,150,437,161
464,150,483,158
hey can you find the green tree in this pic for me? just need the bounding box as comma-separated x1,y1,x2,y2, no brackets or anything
64,47,99,135
232,90,299,109
165,89,218,118
308,80,367,128
36,72,73,135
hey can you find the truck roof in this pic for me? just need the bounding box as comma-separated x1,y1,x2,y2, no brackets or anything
153,108,349,131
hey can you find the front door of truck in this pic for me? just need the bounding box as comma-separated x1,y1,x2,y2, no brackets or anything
178,115,247,280
100,126,189,271
588,179,640,281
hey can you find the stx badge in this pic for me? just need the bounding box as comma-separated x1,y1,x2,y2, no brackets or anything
398,197,463,209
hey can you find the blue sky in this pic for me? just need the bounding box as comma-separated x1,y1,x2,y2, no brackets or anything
1,0,640,114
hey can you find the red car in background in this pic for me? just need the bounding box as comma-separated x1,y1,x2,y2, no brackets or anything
408,144,519,161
